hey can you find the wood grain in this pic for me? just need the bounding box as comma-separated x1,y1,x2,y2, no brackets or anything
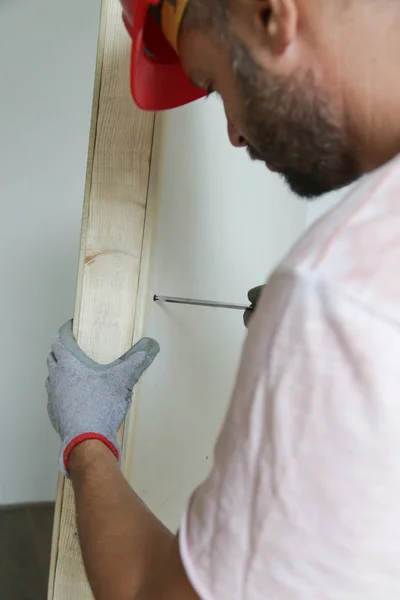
47,0,155,597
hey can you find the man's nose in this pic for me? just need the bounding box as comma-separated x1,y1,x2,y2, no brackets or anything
227,119,247,148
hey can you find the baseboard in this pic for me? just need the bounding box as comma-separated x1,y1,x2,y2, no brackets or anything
0,501,55,512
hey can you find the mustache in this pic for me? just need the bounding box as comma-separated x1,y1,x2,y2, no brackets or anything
247,140,287,173
246,145,265,162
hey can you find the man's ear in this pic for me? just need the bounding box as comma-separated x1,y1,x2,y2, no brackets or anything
233,0,298,56
257,0,298,54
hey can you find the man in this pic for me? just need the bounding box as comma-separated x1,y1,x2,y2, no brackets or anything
46,1,400,598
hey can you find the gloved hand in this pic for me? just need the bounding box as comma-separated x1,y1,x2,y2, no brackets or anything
46,320,159,477
243,285,264,327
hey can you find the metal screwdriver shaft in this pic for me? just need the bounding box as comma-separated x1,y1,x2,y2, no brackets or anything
153,294,250,311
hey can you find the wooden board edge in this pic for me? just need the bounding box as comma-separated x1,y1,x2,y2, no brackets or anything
47,2,109,597
121,113,160,479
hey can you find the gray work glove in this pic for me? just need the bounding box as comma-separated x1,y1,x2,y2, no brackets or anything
243,285,264,327
46,320,159,477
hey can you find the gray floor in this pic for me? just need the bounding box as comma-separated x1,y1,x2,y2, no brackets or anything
0,503,54,600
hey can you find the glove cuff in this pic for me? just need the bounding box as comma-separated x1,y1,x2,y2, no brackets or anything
63,433,119,475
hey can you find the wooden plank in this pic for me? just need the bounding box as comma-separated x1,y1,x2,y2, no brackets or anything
47,0,155,596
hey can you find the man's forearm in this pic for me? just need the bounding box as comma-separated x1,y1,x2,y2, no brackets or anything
69,441,173,600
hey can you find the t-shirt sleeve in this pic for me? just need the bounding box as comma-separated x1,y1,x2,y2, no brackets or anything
179,269,400,600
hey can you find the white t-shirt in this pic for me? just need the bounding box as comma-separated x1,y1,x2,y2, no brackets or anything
180,154,400,599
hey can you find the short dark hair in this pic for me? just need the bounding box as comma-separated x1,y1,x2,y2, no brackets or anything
182,0,229,43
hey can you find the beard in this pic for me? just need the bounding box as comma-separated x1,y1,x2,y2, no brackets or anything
230,39,361,198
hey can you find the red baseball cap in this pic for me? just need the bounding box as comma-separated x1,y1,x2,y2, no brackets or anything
120,0,206,111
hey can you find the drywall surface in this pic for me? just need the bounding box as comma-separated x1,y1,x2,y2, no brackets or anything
0,0,101,503
130,97,308,531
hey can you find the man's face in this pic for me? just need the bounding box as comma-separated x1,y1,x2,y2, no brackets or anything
179,1,362,199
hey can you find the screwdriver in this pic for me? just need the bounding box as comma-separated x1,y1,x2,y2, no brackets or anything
153,294,251,312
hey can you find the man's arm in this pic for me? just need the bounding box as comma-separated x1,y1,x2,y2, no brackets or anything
69,440,199,600
46,322,198,600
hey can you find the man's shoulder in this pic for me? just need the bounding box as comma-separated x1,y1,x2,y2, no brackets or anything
278,155,400,321
283,154,400,274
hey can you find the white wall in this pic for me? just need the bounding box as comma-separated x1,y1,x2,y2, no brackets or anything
130,98,308,530
0,0,101,504
130,98,352,530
